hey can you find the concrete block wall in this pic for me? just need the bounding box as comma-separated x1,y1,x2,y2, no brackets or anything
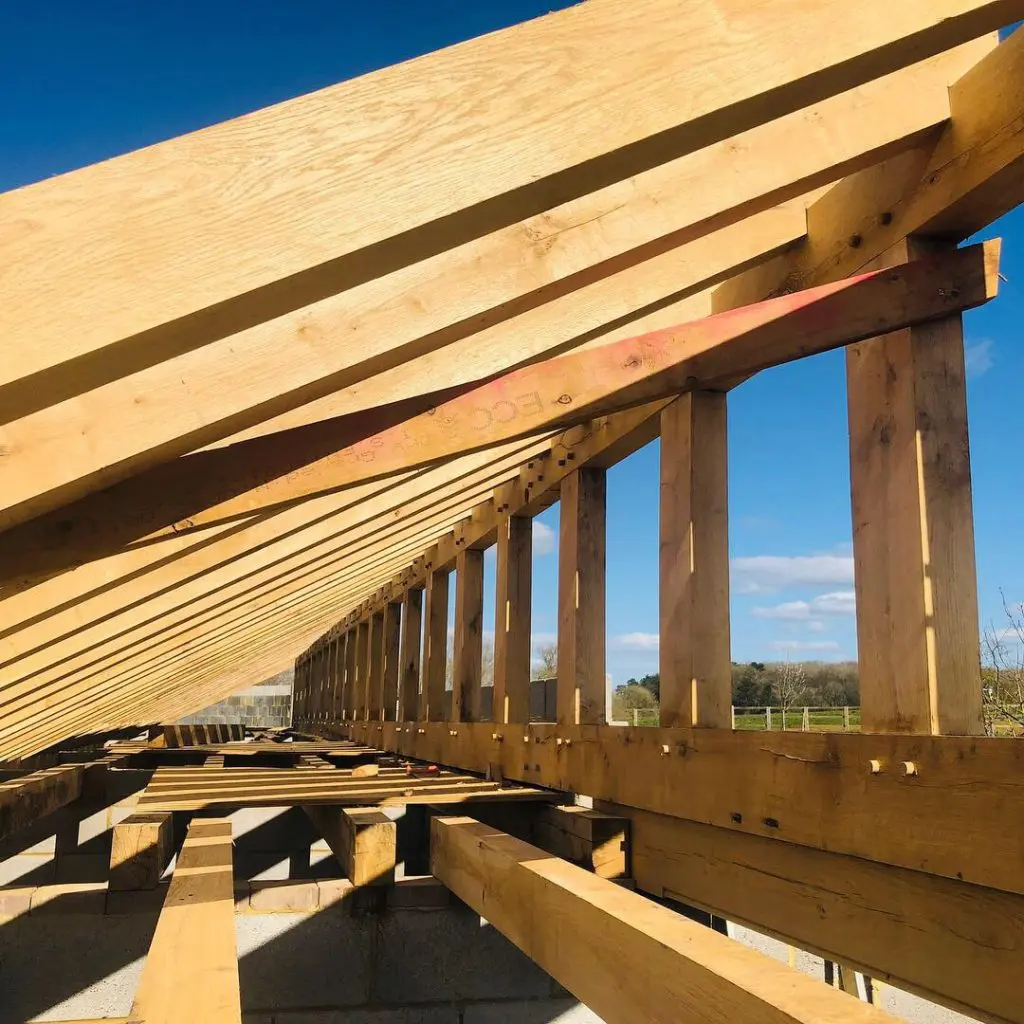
179,668,294,728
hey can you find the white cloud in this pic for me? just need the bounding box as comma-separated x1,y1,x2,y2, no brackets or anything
732,554,854,592
532,520,556,556
771,640,840,652
751,589,856,621
807,620,826,633
609,632,660,651
965,338,994,378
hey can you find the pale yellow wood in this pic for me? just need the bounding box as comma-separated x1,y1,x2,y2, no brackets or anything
423,568,450,722
348,718,1024,899
451,549,484,723
492,515,533,725
0,764,83,841
659,392,731,728
399,588,423,722
381,601,402,722
431,816,900,1024
532,805,629,879
848,240,983,735
613,803,1024,1024
367,610,385,723
558,468,607,725
305,805,396,886
130,818,240,1024
0,10,999,528
109,811,173,890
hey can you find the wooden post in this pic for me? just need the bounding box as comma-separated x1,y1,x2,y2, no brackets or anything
130,819,240,1024
355,620,370,721
343,627,358,721
332,634,346,722
382,601,402,722
423,569,450,721
109,812,173,891
659,392,731,728
843,706,851,730
766,707,772,730
452,548,485,722
558,467,607,726
367,611,385,723
399,588,423,721
802,706,810,731
847,238,984,735
493,515,533,725
306,805,396,887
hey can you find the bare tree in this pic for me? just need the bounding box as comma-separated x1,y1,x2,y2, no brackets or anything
532,641,557,680
980,590,1024,736
771,659,806,730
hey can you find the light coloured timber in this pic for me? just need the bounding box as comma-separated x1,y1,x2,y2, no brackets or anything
344,719,1024,898
848,239,983,734
398,588,423,721
305,805,397,886
108,811,173,891
532,805,629,879
0,764,83,841
558,467,607,725
381,601,402,722
451,549,484,723
0,10,1003,525
130,818,240,1024
423,569,449,722
492,515,533,725
611,802,1024,1024
659,392,731,728
431,816,900,1024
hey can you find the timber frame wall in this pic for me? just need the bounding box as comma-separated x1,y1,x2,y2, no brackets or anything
5,2,1024,1022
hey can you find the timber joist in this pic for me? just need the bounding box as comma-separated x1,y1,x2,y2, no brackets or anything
6,5,1024,1022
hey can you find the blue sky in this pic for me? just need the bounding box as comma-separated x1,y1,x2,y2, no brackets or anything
4,1,1021,685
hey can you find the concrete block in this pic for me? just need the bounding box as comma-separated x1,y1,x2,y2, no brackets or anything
375,905,551,1004
237,912,373,1009
30,882,107,915
317,877,356,909
0,886,34,918
388,877,450,909
105,885,168,915
249,879,319,913
236,852,294,880
464,999,604,1023
265,1009,459,1023
76,805,114,848
55,852,111,882
0,853,54,885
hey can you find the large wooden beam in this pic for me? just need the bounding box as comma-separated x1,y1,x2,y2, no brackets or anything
0,764,83,841
558,467,607,725
130,818,241,1024
109,811,173,891
430,816,900,1024
612,802,1024,1024
423,568,450,722
451,549,484,723
492,515,533,725
305,805,397,886
659,392,731,728
398,588,423,722
2,5,1005,527
347,719,1024,898
849,239,983,734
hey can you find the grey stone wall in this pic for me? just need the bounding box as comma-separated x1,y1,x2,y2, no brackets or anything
177,668,294,728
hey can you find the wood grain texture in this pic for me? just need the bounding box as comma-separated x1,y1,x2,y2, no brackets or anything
109,811,173,891
130,818,240,1024
659,392,731,728
0,765,83,841
423,569,450,722
306,805,396,887
492,515,533,725
848,240,983,734
451,549,484,723
399,588,424,722
367,610,386,723
347,719,1024,899
614,803,1024,1024
381,601,402,722
431,816,900,1024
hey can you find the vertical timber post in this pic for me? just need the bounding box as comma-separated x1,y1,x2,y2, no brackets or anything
659,392,731,728
423,569,450,722
452,549,485,722
558,467,607,726
847,238,984,736
493,515,533,725
382,601,402,722
400,588,424,721
343,627,357,721
355,620,370,722
367,610,385,723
